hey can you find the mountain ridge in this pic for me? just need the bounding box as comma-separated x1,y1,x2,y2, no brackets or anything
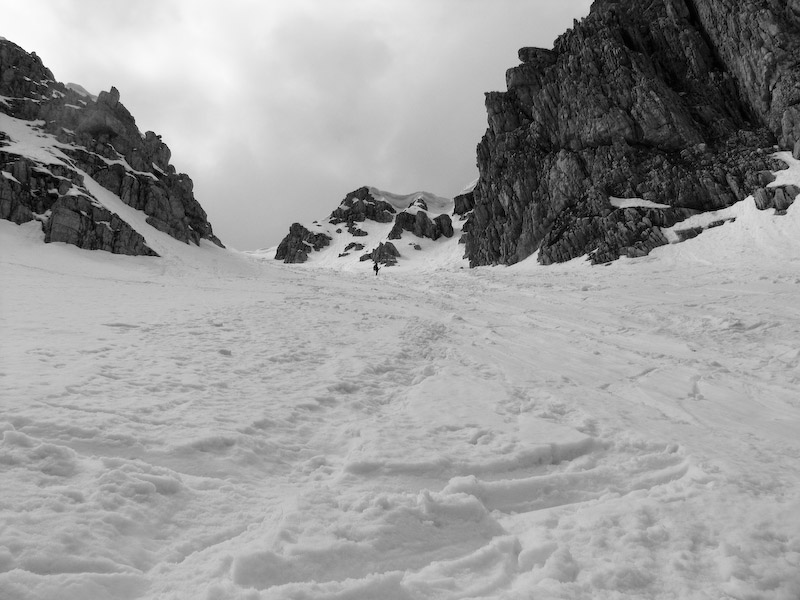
0,38,222,256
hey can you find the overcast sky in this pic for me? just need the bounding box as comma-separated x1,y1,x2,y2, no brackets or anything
4,0,591,250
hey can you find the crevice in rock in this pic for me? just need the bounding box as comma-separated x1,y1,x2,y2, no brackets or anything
682,0,726,73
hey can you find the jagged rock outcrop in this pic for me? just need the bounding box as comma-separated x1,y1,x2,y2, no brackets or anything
753,184,800,213
0,39,223,255
274,222,332,263
329,186,396,236
0,152,155,255
45,195,157,256
453,191,475,217
275,187,455,264
388,208,454,241
338,241,365,257
465,0,800,265
359,241,400,266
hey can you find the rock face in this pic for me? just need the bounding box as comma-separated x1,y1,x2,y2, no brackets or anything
359,241,401,266
0,39,223,255
274,223,332,263
275,187,455,264
329,186,396,236
465,0,800,265
388,208,453,241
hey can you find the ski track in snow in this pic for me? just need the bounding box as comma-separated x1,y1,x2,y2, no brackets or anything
2,195,800,599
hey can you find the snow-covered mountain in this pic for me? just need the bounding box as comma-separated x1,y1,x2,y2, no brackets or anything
263,185,467,270
0,38,222,256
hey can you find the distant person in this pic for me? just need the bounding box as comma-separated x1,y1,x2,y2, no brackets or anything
373,261,380,276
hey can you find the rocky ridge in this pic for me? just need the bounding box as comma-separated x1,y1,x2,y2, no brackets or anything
0,39,222,255
464,0,800,265
274,186,456,265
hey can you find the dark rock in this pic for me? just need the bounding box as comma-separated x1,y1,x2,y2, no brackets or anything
0,39,55,104
518,47,557,67
44,194,157,256
274,222,332,263
360,241,400,266
685,0,800,148
329,186,395,226
453,191,475,216
388,209,454,241
347,224,369,237
338,241,367,257
433,214,454,238
344,242,365,252
465,0,799,266
754,186,799,211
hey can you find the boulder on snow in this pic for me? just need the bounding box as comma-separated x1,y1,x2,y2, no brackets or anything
275,222,332,263
453,190,475,216
360,241,400,266
753,186,799,212
388,210,454,241
329,186,396,226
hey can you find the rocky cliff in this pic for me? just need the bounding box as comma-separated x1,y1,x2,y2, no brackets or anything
0,39,222,255
464,0,800,265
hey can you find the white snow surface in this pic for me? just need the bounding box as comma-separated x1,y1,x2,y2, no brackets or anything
609,197,670,209
368,187,453,214
2,155,800,599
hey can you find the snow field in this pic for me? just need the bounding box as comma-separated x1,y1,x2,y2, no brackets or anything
1,156,800,598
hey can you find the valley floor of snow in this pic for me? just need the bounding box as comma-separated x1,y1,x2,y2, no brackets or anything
2,194,800,599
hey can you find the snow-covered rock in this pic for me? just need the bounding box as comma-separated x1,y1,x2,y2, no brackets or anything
0,38,222,255
273,185,462,268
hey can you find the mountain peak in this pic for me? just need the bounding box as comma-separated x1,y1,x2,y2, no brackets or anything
0,38,223,256
271,185,464,269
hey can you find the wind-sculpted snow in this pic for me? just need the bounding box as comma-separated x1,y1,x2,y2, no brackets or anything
1,176,800,598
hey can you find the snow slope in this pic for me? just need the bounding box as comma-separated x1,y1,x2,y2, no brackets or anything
1,158,800,599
